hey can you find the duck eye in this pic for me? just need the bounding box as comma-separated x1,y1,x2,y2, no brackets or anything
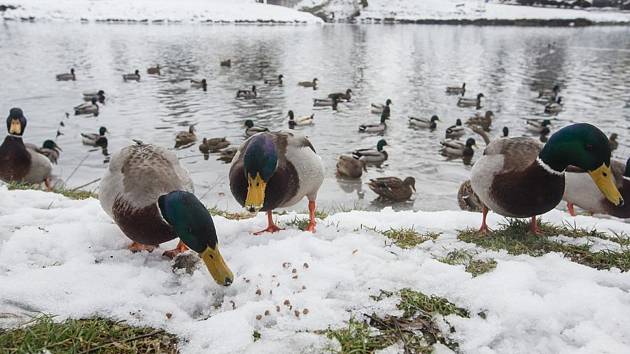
603,172,608,177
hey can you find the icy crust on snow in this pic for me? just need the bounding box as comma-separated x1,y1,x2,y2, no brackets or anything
1,186,630,353
1,0,323,24
298,0,630,23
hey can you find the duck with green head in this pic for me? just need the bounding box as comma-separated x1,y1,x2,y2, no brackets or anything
25,139,62,165
352,139,388,164
471,123,623,234
0,108,53,189
99,142,233,286
229,132,325,234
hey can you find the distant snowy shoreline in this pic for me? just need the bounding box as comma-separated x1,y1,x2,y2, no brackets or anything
0,0,323,24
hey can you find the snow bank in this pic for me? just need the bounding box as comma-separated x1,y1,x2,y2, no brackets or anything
1,0,322,24
298,0,630,24
2,186,630,353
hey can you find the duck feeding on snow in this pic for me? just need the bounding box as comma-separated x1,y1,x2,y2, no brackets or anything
229,132,325,234
99,141,233,286
470,123,623,234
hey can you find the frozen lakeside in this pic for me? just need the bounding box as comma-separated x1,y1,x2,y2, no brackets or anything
2,186,630,353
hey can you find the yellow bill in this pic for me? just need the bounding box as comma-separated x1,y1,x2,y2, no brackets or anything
245,173,266,212
200,246,233,286
9,119,21,135
588,164,624,206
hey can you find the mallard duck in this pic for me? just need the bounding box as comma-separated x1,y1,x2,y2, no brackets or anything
445,119,465,139
609,133,618,152
191,79,207,91
409,115,439,129
175,125,197,148
199,137,230,155
83,90,105,103
236,85,257,99
147,65,160,75
368,177,416,202
563,158,630,217
81,126,108,147
217,147,237,163
440,138,477,158
0,108,53,188
470,123,622,234
544,97,563,114
244,120,269,137
298,78,318,89
336,154,366,179
446,83,466,95
465,111,494,131
74,97,99,116
313,97,340,111
229,132,325,234
457,93,484,109
25,140,62,164
371,99,392,115
56,68,75,81
538,84,560,100
458,179,484,212
352,139,388,164
328,89,352,102
359,111,388,133
288,111,314,128
264,74,284,86
99,141,233,286
526,119,551,134
123,70,140,81
220,59,232,67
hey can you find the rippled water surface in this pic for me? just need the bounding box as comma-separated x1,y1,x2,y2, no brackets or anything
1,23,629,212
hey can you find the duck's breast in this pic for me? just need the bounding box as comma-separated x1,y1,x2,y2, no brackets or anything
0,137,31,182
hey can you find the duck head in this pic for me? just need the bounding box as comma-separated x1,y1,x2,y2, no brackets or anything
244,120,254,128
158,191,233,286
539,123,622,206
346,89,353,96
313,78,319,85
477,93,485,100
431,115,440,123
553,84,560,93
70,68,75,74
134,69,140,75
377,139,388,151
42,139,62,152
502,127,509,137
485,111,494,119
541,119,552,127
7,108,27,136
99,126,108,136
287,110,295,120
465,138,477,148
610,133,618,141
252,85,257,93
385,99,392,106
455,118,462,126
189,125,196,134
243,134,278,212
91,97,98,105
404,177,416,193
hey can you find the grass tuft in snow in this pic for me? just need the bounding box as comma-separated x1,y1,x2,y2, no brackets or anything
438,250,497,277
380,227,440,249
207,207,254,220
458,219,630,271
327,288,469,353
397,288,469,318
284,216,311,231
0,315,178,353
7,181,97,200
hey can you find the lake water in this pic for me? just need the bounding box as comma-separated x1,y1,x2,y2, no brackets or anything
1,23,629,212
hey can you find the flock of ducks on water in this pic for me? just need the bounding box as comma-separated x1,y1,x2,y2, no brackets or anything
0,62,624,286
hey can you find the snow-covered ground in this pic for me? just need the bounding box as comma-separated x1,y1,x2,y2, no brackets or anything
298,0,630,23
2,186,630,353
1,0,322,23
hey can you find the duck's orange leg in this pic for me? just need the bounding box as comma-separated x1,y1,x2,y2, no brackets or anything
479,206,491,233
567,202,576,217
44,177,53,192
253,211,283,235
530,216,541,235
305,200,317,233
128,242,156,253
163,241,189,259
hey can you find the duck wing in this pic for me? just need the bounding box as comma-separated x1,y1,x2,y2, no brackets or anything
484,137,542,173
